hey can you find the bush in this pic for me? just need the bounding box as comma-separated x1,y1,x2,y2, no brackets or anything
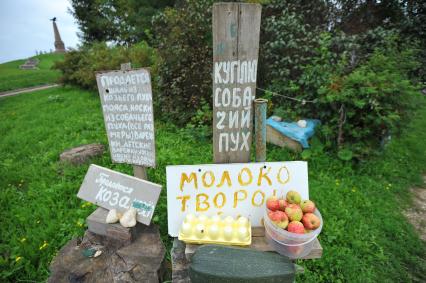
53,42,158,90
268,32,420,159
152,0,214,125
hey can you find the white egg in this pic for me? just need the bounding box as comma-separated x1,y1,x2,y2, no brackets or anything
185,214,196,224
224,216,234,225
237,227,249,241
237,217,248,227
194,223,206,238
208,224,220,239
198,214,208,223
210,215,221,223
181,222,192,236
223,225,234,240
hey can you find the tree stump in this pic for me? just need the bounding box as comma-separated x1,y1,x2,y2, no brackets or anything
48,224,166,283
59,144,105,165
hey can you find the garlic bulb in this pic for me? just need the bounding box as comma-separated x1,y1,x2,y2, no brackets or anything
297,120,307,128
106,209,121,224
119,208,137,228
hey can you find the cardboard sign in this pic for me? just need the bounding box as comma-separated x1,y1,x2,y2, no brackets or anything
212,3,262,163
166,161,309,236
78,164,161,225
96,68,156,167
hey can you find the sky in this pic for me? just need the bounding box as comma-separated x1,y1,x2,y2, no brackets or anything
0,0,80,63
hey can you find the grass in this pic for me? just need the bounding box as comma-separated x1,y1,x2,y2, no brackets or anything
0,53,64,92
0,86,425,282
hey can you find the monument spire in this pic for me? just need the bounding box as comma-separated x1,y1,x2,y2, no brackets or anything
51,17,66,53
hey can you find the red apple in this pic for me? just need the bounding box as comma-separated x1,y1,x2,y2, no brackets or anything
278,199,288,211
286,190,301,204
287,221,305,234
301,200,316,213
266,196,280,211
302,213,321,230
268,211,289,229
285,204,303,221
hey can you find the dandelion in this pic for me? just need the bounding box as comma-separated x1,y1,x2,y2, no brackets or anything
15,256,22,262
39,241,48,250
20,237,26,243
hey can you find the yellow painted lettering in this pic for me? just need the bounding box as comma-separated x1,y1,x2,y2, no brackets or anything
233,190,248,208
213,192,226,209
238,167,253,186
217,170,232,187
196,193,210,212
179,172,198,192
201,170,215,188
277,166,290,185
257,167,272,186
252,190,265,207
176,195,191,212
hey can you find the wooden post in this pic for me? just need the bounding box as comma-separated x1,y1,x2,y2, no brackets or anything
120,62,148,181
254,98,267,162
212,3,262,163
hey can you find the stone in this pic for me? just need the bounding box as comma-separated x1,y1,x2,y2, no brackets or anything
59,144,104,165
19,58,39,70
48,225,167,283
171,238,191,283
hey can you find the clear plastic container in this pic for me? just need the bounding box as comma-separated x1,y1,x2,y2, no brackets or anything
263,208,323,259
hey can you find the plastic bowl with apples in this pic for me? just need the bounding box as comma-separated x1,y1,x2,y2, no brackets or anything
263,207,323,259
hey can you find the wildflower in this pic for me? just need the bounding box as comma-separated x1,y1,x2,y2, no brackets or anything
39,241,48,250
15,256,22,262
20,237,26,243
76,220,83,227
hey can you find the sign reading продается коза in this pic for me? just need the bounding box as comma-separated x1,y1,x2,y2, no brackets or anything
96,69,156,167
78,164,161,225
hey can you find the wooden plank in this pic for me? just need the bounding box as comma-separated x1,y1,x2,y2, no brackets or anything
266,125,302,152
95,67,156,167
77,164,161,225
186,238,322,261
212,3,262,163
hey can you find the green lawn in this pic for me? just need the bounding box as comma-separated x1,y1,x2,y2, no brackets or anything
0,87,425,282
0,53,64,92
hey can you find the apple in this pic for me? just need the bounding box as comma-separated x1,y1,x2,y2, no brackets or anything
286,190,301,204
301,200,316,213
266,196,280,211
302,213,321,230
278,198,288,211
268,210,288,229
287,221,305,234
285,204,303,221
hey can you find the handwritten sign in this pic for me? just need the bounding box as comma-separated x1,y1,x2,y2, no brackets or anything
212,3,262,163
166,161,308,236
96,68,156,167
78,164,161,225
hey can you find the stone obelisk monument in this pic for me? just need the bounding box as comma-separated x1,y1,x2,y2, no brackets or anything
51,17,66,53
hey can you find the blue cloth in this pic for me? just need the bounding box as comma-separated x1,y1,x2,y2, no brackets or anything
266,118,320,148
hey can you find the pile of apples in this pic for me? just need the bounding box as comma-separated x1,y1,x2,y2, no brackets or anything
266,191,321,234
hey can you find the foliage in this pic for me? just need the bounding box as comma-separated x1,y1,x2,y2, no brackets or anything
152,0,214,125
69,0,175,44
1,86,425,282
0,53,64,92
53,42,158,90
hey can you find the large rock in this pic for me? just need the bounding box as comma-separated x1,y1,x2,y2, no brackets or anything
49,225,166,283
60,144,105,165
171,238,190,283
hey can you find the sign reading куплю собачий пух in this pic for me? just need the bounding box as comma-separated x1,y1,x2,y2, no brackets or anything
96,68,156,167
166,161,309,236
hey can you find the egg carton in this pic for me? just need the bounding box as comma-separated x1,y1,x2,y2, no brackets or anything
178,214,252,246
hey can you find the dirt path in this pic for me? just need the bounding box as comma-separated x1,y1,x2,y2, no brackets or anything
404,175,426,241
0,84,60,98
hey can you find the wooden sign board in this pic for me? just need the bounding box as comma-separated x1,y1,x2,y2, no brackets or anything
212,3,262,163
96,68,156,167
78,164,161,225
166,161,309,236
